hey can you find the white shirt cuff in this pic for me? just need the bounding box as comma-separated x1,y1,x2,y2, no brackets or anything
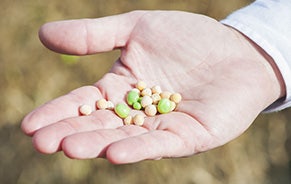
220,0,291,112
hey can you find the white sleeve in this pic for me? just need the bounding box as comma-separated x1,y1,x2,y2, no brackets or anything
220,0,291,112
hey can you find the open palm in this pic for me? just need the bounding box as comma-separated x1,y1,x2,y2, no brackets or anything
21,11,283,164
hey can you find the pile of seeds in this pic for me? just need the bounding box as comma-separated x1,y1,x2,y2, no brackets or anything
79,81,182,126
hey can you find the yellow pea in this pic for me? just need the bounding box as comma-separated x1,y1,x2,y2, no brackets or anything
151,93,161,104
170,101,176,111
131,88,140,94
136,81,147,91
145,104,157,116
133,114,145,126
151,85,162,94
141,88,152,96
160,91,172,99
79,104,92,115
106,100,115,110
170,93,182,104
141,95,153,108
124,115,133,125
96,98,108,110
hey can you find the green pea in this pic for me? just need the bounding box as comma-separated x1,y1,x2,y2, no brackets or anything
133,102,142,110
157,98,172,114
60,54,79,65
114,103,130,118
138,97,142,103
127,91,140,106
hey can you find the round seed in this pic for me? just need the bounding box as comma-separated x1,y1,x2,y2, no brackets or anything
79,104,92,115
151,85,162,94
151,93,161,104
137,97,142,103
170,101,176,111
160,91,172,99
136,81,147,91
141,88,152,96
127,90,140,106
145,104,157,116
157,98,172,114
124,115,133,125
96,98,108,110
114,103,130,118
133,114,145,126
106,100,115,110
170,93,182,104
141,95,153,108
133,102,142,110
131,88,140,94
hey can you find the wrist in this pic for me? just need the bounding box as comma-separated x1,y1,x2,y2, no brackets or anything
242,31,286,107
224,25,286,111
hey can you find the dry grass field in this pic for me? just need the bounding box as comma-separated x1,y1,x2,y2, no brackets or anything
1,0,291,183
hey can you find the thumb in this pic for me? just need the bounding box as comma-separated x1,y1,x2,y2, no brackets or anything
38,11,146,55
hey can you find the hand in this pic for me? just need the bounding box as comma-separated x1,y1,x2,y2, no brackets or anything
21,10,284,164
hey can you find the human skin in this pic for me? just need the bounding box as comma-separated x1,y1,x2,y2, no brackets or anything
21,10,285,164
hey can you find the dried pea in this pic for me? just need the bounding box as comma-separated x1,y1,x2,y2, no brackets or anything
145,104,157,116
133,102,142,110
141,95,153,108
160,91,172,99
151,85,162,94
157,98,172,114
96,98,108,110
79,104,92,115
133,114,145,126
136,81,147,91
131,88,140,94
124,115,133,125
151,93,161,104
114,103,130,118
170,101,176,111
170,93,182,104
137,97,142,103
106,100,115,110
127,90,140,105
141,88,152,96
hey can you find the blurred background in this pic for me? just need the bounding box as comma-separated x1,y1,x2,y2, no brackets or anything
1,0,291,183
